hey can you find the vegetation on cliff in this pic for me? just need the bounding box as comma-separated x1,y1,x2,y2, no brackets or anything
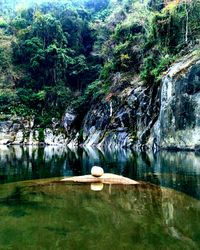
0,0,200,128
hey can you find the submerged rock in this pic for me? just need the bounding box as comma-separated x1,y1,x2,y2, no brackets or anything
61,173,139,185
1,178,199,250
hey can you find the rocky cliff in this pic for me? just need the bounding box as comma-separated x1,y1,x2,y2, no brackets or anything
82,77,159,149
151,52,200,151
82,51,200,150
1,52,200,150
0,110,78,146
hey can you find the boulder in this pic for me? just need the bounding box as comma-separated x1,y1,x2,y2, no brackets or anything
91,166,104,177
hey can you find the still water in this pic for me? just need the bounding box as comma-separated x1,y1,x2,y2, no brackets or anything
1,145,200,199
0,146,200,249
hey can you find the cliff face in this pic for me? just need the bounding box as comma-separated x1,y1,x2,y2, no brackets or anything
151,52,200,151
82,52,200,151
82,78,159,149
0,118,38,145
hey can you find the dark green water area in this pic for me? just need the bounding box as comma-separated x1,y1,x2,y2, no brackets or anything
0,146,200,249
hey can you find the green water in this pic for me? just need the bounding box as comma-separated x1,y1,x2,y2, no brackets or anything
0,146,200,249
0,180,200,250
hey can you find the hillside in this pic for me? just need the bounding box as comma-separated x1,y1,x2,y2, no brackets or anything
0,0,200,149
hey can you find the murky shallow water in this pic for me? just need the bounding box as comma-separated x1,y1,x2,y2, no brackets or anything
0,146,200,249
0,180,200,250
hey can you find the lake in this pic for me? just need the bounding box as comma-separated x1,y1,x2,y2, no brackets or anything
0,145,200,249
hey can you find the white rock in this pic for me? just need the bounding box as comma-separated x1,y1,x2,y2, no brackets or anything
91,166,104,177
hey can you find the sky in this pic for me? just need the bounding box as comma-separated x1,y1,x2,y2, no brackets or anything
1,0,74,11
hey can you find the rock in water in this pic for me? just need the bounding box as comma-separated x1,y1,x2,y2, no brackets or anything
61,174,139,185
91,166,104,177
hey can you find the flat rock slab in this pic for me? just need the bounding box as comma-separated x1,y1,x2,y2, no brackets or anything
61,173,139,185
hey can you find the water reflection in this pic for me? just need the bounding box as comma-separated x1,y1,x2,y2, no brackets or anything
1,145,200,199
0,181,199,249
90,182,104,191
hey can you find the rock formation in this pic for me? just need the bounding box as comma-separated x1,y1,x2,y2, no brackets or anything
151,52,200,150
1,52,200,151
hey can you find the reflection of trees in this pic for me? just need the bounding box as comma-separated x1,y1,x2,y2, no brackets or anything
0,146,71,183
1,186,38,208
66,147,83,176
1,145,200,201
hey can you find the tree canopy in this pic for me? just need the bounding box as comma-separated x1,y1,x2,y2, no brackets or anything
0,0,200,126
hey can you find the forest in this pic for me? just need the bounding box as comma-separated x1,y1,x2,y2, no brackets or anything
0,0,200,128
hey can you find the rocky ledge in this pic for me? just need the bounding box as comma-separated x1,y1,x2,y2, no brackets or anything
0,109,78,146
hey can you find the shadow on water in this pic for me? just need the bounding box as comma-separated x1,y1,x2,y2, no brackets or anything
1,145,200,199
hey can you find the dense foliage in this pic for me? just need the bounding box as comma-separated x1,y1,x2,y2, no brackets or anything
0,0,200,126
0,0,104,125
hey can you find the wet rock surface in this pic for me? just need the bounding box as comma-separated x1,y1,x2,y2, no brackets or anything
62,173,139,185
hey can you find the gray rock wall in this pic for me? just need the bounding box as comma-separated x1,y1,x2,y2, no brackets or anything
151,53,200,150
82,79,159,149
